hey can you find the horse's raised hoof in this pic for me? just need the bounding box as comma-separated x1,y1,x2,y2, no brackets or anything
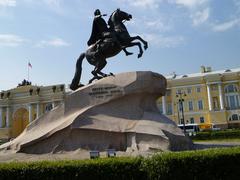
138,53,142,58
144,42,148,50
126,52,133,56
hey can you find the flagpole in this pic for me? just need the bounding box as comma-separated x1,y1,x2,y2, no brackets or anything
28,62,30,81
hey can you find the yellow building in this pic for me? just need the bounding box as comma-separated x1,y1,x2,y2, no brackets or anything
0,83,65,140
157,66,240,130
1,66,239,141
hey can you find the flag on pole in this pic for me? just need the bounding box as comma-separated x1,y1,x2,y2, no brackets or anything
28,62,32,68
27,61,32,81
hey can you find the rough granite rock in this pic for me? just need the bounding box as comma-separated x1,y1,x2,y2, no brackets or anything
0,71,193,154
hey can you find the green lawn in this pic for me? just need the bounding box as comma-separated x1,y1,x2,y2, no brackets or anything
193,138,240,143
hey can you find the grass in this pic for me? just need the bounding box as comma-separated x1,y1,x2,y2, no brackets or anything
193,138,240,143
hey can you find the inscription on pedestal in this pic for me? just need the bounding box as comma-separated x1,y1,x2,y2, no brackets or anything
89,85,123,99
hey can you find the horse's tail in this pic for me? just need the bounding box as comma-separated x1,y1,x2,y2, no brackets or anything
70,53,85,91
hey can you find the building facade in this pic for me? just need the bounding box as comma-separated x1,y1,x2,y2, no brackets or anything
0,84,65,140
157,67,240,129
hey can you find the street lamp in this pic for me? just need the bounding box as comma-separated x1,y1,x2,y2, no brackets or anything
176,91,186,134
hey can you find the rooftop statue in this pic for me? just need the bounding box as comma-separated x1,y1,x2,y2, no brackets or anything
17,79,32,87
70,9,148,90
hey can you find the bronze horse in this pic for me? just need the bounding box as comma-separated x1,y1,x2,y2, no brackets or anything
70,9,148,90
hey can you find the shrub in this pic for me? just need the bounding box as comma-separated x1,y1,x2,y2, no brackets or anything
142,147,240,180
0,157,145,180
192,129,240,140
1,147,240,180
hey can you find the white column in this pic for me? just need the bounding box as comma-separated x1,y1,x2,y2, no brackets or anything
28,104,32,123
0,107,2,128
207,84,213,111
162,96,167,115
36,103,41,119
218,83,224,110
6,107,10,127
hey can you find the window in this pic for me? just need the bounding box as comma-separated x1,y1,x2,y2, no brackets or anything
198,100,203,110
177,102,182,112
225,84,240,110
237,96,240,107
190,117,195,124
177,89,182,94
188,101,193,111
157,103,163,114
225,95,240,110
3,116,6,128
213,97,219,110
211,85,218,91
167,103,173,115
232,114,239,121
224,84,238,93
196,86,201,93
166,90,171,96
200,117,205,123
180,118,184,124
45,103,53,112
178,101,185,111
187,87,192,94
229,114,240,121
230,96,236,108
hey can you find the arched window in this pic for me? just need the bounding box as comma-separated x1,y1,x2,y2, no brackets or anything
224,84,238,93
229,114,240,121
224,84,240,110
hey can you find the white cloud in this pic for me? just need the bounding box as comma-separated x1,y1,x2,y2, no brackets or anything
129,17,172,32
22,0,61,7
234,0,240,7
212,18,240,32
169,0,210,26
0,34,26,47
172,0,208,9
36,38,70,47
0,0,16,7
141,33,185,48
43,0,60,8
116,0,209,9
234,0,240,14
21,0,64,15
192,8,209,26
42,0,66,15
131,0,160,8
145,19,172,31
115,0,162,9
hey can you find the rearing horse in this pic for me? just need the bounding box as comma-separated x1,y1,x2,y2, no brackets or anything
70,9,148,91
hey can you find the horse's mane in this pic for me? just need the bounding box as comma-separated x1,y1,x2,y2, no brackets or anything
108,10,117,30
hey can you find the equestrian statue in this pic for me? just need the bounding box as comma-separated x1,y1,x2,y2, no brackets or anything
70,9,148,91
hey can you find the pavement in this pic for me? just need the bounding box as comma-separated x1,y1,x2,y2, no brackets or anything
0,141,239,163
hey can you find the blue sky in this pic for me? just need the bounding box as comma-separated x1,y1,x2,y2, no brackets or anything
0,0,240,90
